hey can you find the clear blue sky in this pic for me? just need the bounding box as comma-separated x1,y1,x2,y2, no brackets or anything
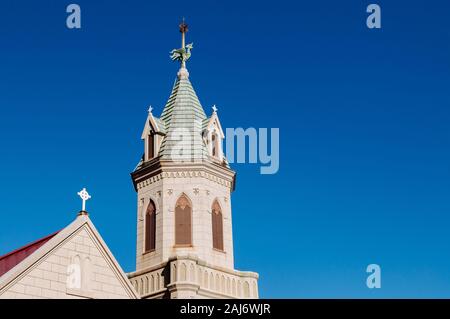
0,0,449,298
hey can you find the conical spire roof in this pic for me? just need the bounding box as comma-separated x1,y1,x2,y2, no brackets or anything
157,74,208,161
132,22,233,186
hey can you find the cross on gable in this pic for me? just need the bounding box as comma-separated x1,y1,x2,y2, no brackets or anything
77,188,91,212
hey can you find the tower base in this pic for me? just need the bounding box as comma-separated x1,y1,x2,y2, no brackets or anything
128,255,259,299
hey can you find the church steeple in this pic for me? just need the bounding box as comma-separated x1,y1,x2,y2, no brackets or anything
129,23,259,299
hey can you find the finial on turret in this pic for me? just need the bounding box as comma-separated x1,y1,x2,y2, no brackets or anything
212,105,218,113
179,18,188,49
170,19,193,79
148,105,153,114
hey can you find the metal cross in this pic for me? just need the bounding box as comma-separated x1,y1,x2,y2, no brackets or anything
77,188,91,212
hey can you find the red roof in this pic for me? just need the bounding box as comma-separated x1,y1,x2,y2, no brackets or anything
0,231,60,277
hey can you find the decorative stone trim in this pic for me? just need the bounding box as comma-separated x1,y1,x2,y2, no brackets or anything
129,267,165,298
136,171,233,190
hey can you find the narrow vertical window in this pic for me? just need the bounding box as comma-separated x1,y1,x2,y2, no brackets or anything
175,195,192,246
147,134,154,159
212,200,224,251
145,200,156,252
211,134,217,157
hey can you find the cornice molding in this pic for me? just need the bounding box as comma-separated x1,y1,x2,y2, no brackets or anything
132,160,236,191
136,170,233,191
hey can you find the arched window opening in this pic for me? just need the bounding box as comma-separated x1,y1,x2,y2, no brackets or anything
212,200,224,251
175,195,192,246
145,200,156,252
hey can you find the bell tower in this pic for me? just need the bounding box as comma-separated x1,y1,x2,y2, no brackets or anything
127,22,259,299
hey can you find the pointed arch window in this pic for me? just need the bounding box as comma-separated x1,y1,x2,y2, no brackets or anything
212,200,224,251
145,200,156,252
175,195,192,246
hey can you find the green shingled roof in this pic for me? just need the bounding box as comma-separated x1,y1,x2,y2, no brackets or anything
153,117,166,134
157,75,208,161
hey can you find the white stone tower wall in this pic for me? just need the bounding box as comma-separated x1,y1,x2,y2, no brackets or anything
136,175,234,272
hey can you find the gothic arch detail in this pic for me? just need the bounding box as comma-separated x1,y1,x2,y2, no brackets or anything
209,272,214,290
221,275,226,293
180,263,187,281
175,194,192,246
190,264,195,282
243,281,250,298
156,273,160,290
215,273,220,291
252,281,257,298
212,199,224,251
145,199,156,252
204,270,208,287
